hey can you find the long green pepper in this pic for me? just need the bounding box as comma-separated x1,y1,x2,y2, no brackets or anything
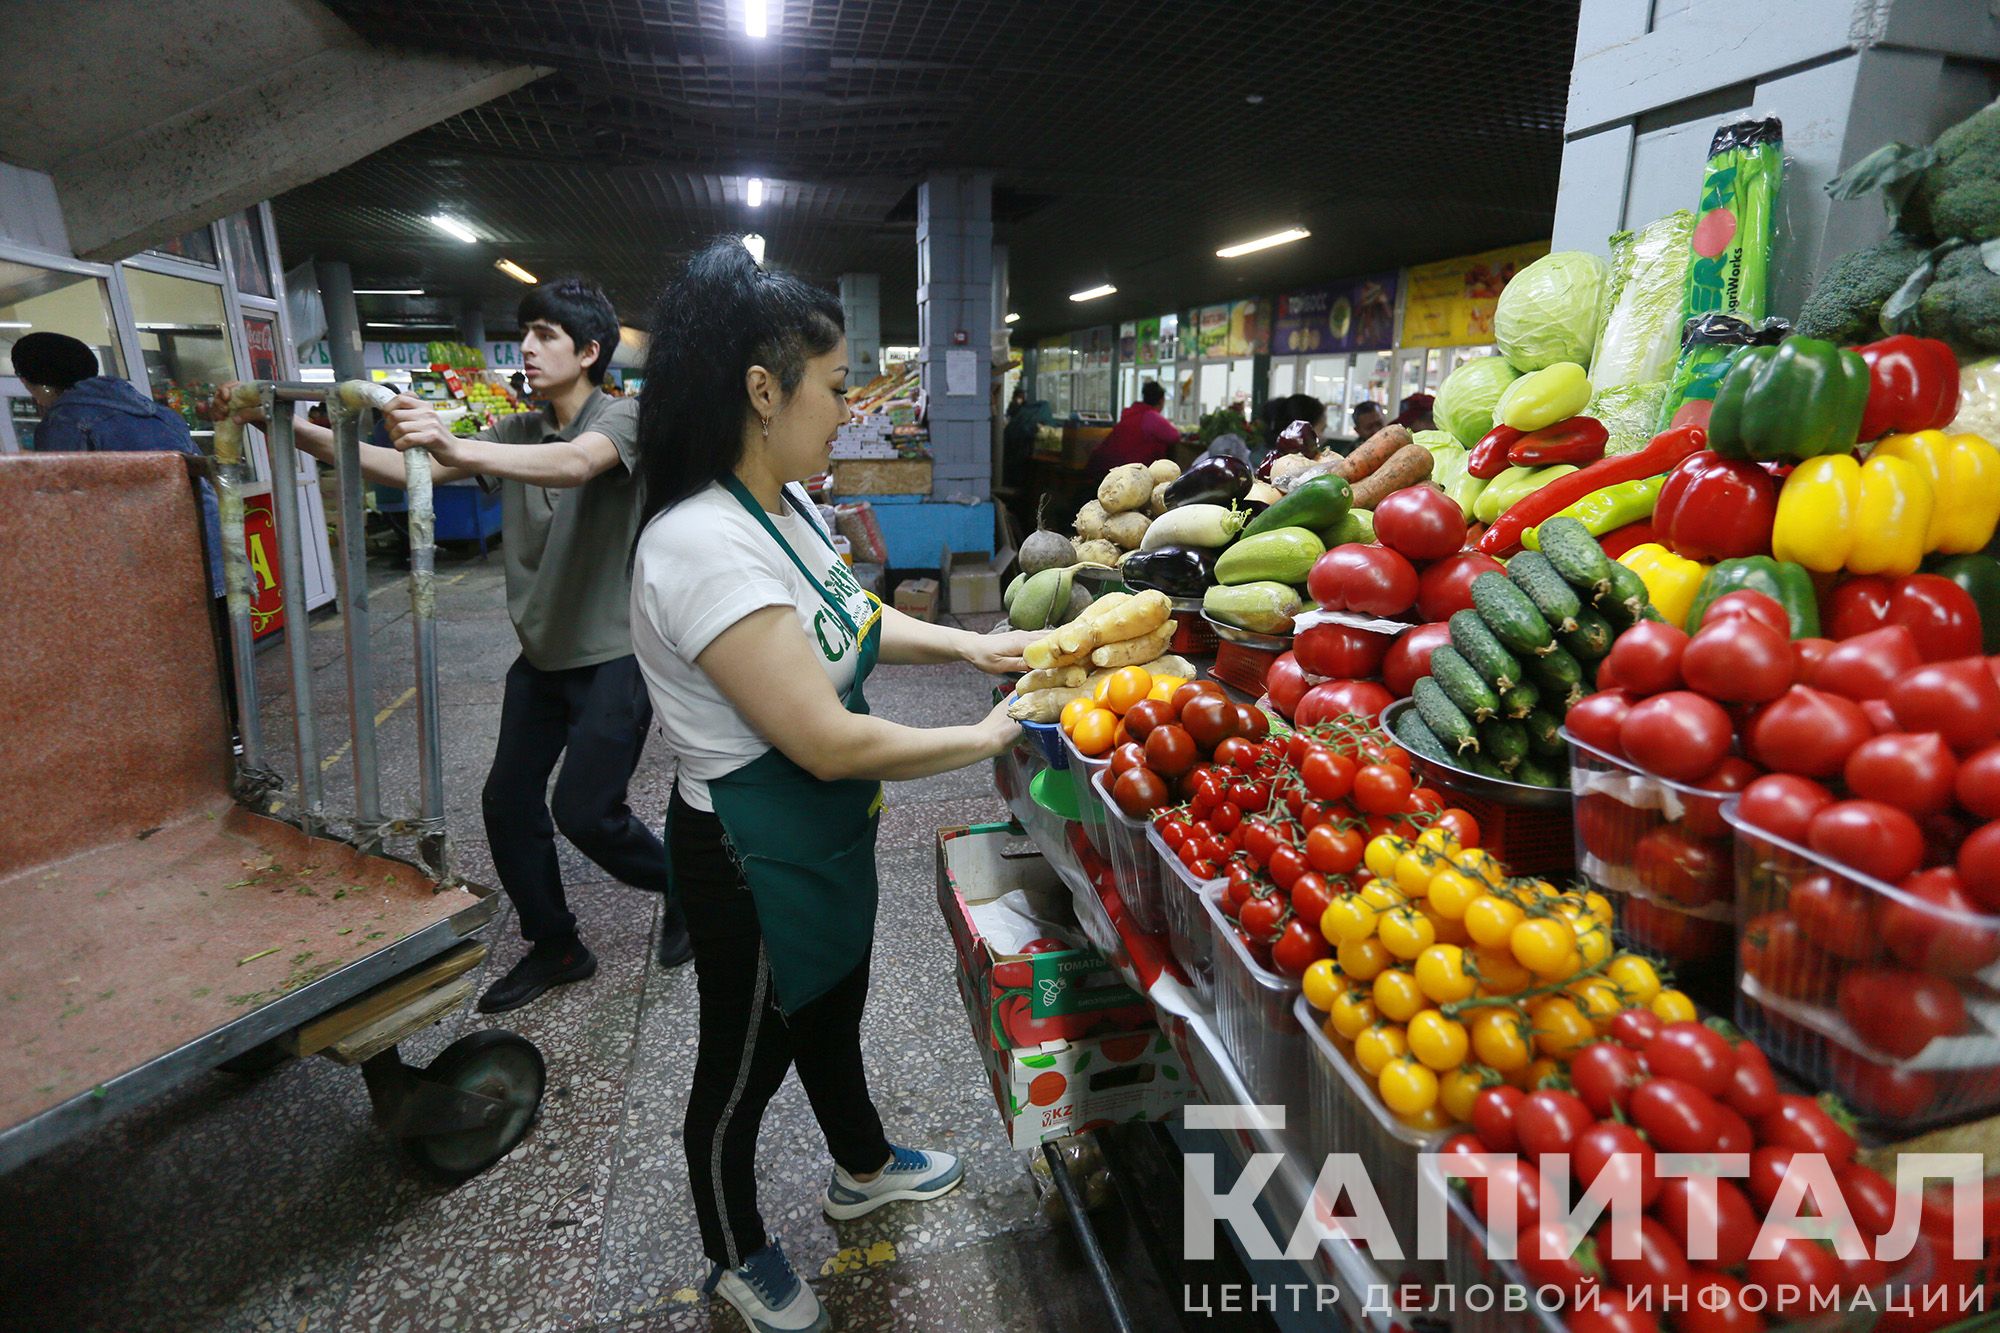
1522,475,1665,550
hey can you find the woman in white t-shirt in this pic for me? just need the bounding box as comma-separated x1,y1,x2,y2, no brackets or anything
629,238,1033,1333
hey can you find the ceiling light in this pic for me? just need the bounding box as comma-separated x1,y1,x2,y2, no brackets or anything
0,321,29,329
353,288,425,296
1004,312,1020,324
1069,284,1116,302
428,214,478,243
495,258,538,284
745,0,768,38
743,233,766,265
746,177,764,208
1217,227,1311,259
366,322,453,330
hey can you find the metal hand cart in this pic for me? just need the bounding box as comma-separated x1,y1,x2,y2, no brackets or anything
0,381,543,1182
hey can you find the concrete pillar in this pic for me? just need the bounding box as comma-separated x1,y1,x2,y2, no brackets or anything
315,260,365,384
458,302,486,351
990,245,1010,486
916,172,995,501
838,274,881,379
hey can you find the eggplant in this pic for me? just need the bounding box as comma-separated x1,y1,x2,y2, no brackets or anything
1162,453,1253,509
1255,420,1320,481
1120,544,1218,599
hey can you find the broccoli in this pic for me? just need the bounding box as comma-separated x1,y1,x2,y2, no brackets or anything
1794,234,1930,345
1915,243,2000,360
1906,98,2000,243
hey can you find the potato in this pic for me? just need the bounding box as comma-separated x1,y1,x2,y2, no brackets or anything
1267,452,1321,485
1074,539,1121,566
1148,481,1171,518
1103,510,1150,550
1147,458,1182,486
1074,500,1109,542
1097,463,1153,515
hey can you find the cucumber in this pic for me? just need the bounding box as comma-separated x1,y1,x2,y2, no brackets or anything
1523,708,1564,758
1391,707,1453,764
1449,610,1523,692
1499,681,1540,719
1539,516,1614,596
1596,560,1651,628
1559,606,1615,661
1526,644,1587,710
1513,757,1566,789
1508,550,1582,633
1480,718,1530,771
1413,675,1479,755
1429,646,1501,723
1465,752,1512,780
1472,572,1556,657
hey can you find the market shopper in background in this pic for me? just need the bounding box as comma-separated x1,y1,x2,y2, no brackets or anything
1085,378,1180,481
1395,392,1437,434
220,276,692,1013
628,237,1035,1333
1350,399,1387,446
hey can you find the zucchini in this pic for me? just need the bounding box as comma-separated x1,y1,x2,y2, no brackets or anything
1523,708,1564,758
1480,718,1530,771
1513,757,1566,789
1559,606,1615,661
1429,646,1501,723
1526,644,1587,710
1508,550,1582,633
1391,707,1453,764
1596,561,1651,628
1499,681,1540,720
1413,676,1478,755
1539,516,1614,596
1449,610,1523,692
1472,572,1556,657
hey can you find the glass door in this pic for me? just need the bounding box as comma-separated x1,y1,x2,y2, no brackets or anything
0,260,128,451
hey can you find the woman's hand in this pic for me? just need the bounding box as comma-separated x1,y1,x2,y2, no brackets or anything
974,697,1023,757
963,627,1040,675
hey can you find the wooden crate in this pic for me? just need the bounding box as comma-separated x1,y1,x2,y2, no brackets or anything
832,457,932,496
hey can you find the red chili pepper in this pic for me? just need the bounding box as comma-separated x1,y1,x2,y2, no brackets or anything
1507,415,1609,467
1478,426,1708,557
1468,424,1524,479
1598,520,1658,560
1855,335,1961,441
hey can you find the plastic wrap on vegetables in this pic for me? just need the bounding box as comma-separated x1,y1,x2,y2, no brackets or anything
1594,210,1695,391
1683,117,1783,322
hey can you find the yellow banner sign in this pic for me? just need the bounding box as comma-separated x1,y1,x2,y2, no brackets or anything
1400,241,1550,349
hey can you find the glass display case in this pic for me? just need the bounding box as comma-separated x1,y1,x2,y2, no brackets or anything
0,261,126,450
126,267,239,431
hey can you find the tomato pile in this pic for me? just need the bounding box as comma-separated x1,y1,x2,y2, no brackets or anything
1447,1019,1917,1332
1058,663,1192,762
1085,676,1284,820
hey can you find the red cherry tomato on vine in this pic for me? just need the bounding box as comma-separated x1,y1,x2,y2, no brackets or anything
1352,763,1413,815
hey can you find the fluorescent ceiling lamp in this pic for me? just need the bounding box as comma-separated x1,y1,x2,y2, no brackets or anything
746,177,764,208
0,321,29,329
745,0,768,37
428,214,478,243
1004,312,1020,324
366,321,453,330
495,258,538,284
1069,284,1117,302
354,288,424,296
743,233,767,264
1216,227,1310,258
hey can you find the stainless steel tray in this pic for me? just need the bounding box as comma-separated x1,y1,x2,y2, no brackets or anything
1379,698,1571,809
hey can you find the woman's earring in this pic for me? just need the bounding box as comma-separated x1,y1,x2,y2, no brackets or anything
759,415,771,438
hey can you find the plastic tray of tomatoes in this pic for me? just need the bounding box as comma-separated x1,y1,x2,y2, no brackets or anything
1724,798,2000,1129
1149,821,1217,1005
1200,886,1307,1112
1090,769,1170,934
1295,994,1446,1268
1565,731,1737,1014
1062,729,1113,859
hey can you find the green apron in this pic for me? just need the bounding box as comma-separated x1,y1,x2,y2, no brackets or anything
671,477,885,1015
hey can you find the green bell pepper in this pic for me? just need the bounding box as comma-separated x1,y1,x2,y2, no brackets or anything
1521,475,1665,550
1926,553,2000,653
1474,464,1578,525
1708,336,1870,463
1242,472,1352,539
1686,556,1821,638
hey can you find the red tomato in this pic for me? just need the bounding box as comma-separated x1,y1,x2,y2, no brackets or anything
1304,823,1363,875
1299,748,1355,802
1633,826,1731,908
1293,679,1395,728
1683,615,1794,703
1740,911,1836,1002
1684,755,1763,839
1838,967,1965,1060
1212,736,1260,773
1107,742,1148,777
1143,725,1197,778
1470,1085,1526,1153
1307,543,1420,617
1568,1294,1662,1333
1744,1227,1845,1317
1469,1155,1544,1237
1574,1120,1661,1208
1180,694,1242,751
1629,1077,1727,1153
1702,588,1793,637
1888,657,2000,754
1235,705,1270,741
1264,652,1310,720
1957,821,2000,911
1294,623,1389,679
1516,1089,1595,1164
1747,686,1874,779
1793,635,1835,681
1352,763,1413,815
1599,1215,1693,1306
1111,768,1169,817
1788,872,1880,961
1813,625,1923,700
1374,485,1470,561
1604,621,1690,697
1270,917,1329,977
1644,1022,1738,1096
1567,689,1633,759
1435,807,1480,847
1736,773,1836,845
1516,1217,1604,1307
1416,552,1506,622
1620,691,1734,782
1806,799,1925,884
1381,622,1451,698
1237,891,1284,940
1681,1275,1764,1333
1830,1046,1938,1120
1882,866,2000,976
1832,574,1984,662
1625,895,1729,963
1954,743,2000,821
1171,680,1227,714
1288,872,1335,924
1609,1008,1663,1051
1655,1176,1760,1268
1570,1040,1644,1117
1756,1094,1857,1166
1844,732,1960,816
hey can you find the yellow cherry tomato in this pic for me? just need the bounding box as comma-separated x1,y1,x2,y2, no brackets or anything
1528,996,1597,1058
1060,696,1093,734
1354,1023,1409,1077
1359,879,1407,914
1378,905,1437,961
1147,674,1187,702
1394,848,1439,898
1440,1066,1488,1122
1470,946,1534,996
1652,988,1698,1024
1417,825,1461,858
1322,896,1376,947
1365,835,1412,882
1328,987,1378,1041
1469,1008,1532,1072
1417,897,1472,946
1401,1103,1457,1132
1426,869,1484,921
1372,968,1426,1023
1103,666,1153,714
1302,957,1342,1012
1452,847,1507,888
1408,1010,1471,1071
1573,918,1615,969
1524,1057,1563,1090
1464,894,1527,950
1415,944,1477,1005
1510,916,1579,979
1584,891,1615,924
1071,708,1119,757
1607,954,1664,1006
1337,936,1392,982
1567,976,1625,1027
1378,1056,1440,1118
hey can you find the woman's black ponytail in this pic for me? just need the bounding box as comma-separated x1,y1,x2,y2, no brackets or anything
635,237,845,535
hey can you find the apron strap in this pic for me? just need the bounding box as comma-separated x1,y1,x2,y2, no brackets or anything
721,475,859,639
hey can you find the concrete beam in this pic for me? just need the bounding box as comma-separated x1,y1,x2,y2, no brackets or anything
56,44,544,262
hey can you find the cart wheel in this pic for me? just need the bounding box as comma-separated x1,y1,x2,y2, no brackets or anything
403,1030,545,1182
217,1038,294,1075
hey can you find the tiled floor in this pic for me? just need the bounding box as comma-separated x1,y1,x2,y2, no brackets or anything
0,550,1167,1332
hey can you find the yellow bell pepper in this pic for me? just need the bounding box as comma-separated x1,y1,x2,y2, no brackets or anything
1618,543,1709,629
1869,430,2000,555
1773,453,1933,576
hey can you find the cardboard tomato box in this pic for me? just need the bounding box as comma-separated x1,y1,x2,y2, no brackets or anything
936,824,1154,1051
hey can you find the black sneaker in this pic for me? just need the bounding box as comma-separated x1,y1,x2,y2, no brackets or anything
656,909,693,969
477,937,597,1013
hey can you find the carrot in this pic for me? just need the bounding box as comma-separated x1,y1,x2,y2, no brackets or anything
1348,442,1435,509
1335,425,1412,483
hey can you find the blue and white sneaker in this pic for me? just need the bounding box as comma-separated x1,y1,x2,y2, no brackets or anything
822,1144,964,1220
702,1240,830,1333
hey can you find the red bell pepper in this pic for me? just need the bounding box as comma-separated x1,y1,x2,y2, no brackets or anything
1826,573,1983,662
1599,520,1658,560
1468,424,1525,479
1478,426,1709,557
1652,450,1780,562
1507,416,1608,468
1855,335,1961,442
